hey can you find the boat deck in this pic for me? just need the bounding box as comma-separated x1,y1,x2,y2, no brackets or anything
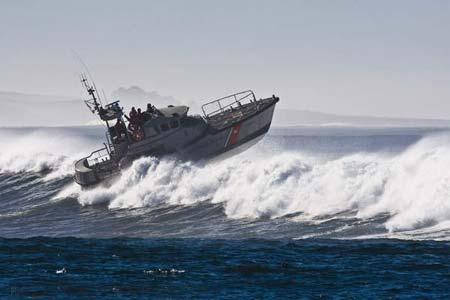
206,97,276,130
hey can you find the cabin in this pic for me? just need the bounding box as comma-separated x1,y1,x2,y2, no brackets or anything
125,105,207,158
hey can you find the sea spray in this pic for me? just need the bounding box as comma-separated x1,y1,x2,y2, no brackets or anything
358,134,450,232
2,126,450,237
0,127,100,179
74,133,450,234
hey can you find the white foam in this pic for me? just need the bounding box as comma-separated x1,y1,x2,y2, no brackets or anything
144,268,185,275
74,133,450,237
0,128,99,180
358,134,450,232
51,182,81,201
4,127,450,238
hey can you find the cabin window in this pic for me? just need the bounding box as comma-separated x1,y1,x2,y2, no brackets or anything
145,126,159,137
160,123,169,132
169,119,179,129
180,117,193,126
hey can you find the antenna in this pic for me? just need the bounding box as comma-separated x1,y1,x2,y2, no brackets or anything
92,82,103,106
72,50,97,86
102,89,108,104
73,53,121,124
72,50,105,107
81,73,102,115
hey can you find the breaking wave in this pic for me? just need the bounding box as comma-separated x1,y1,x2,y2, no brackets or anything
0,127,100,180
69,133,450,235
2,126,450,239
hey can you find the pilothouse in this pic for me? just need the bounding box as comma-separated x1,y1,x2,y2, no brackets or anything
74,75,279,186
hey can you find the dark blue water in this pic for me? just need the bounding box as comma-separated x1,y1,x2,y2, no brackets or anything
1,126,450,298
2,238,449,299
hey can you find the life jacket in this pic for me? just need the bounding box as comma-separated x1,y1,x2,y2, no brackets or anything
133,127,145,142
129,110,137,123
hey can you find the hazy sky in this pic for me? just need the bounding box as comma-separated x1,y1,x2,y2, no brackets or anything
1,0,450,118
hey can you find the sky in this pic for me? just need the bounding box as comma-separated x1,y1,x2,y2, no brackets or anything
1,0,450,118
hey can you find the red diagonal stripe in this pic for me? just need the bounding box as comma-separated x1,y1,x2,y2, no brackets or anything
228,123,242,146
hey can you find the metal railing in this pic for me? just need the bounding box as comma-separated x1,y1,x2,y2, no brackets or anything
86,147,111,168
201,90,256,118
105,131,115,154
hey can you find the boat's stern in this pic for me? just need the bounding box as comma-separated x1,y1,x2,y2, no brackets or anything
74,147,120,187
180,92,279,160
74,157,99,186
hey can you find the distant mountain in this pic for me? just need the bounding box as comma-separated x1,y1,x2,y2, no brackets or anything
111,86,200,114
273,108,450,128
1,90,450,128
0,87,183,127
111,86,178,109
0,91,77,103
0,91,92,127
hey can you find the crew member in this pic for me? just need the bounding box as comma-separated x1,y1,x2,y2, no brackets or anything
113,119,127,141
136,108,144,129
132,109,145,142
146,103,155,114
125,107,138,131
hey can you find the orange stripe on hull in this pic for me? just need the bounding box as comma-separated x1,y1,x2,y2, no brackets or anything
228,123,242,146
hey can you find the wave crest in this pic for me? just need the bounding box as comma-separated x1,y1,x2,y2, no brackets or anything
74,133,450,235
0,128,99,180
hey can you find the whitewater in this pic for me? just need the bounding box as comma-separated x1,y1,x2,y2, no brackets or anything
1,126,450,240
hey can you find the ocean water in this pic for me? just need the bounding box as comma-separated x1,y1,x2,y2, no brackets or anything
0,126,449,298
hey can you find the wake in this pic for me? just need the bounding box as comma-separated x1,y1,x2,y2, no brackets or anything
69,133,450,236
3,127,450,239
0,127,100,180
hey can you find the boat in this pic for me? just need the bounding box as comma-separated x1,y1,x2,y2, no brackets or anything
74,75,279,186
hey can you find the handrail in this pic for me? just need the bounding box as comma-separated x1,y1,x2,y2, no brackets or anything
201,90,256,118
105,132,114,154
85,146,111,168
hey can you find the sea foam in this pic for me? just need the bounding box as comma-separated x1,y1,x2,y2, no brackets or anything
74,133,450,234
0,128,99,180
3,127,450,236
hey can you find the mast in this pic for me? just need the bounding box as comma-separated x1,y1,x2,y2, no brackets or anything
81,73,103,117
79,73,131,146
